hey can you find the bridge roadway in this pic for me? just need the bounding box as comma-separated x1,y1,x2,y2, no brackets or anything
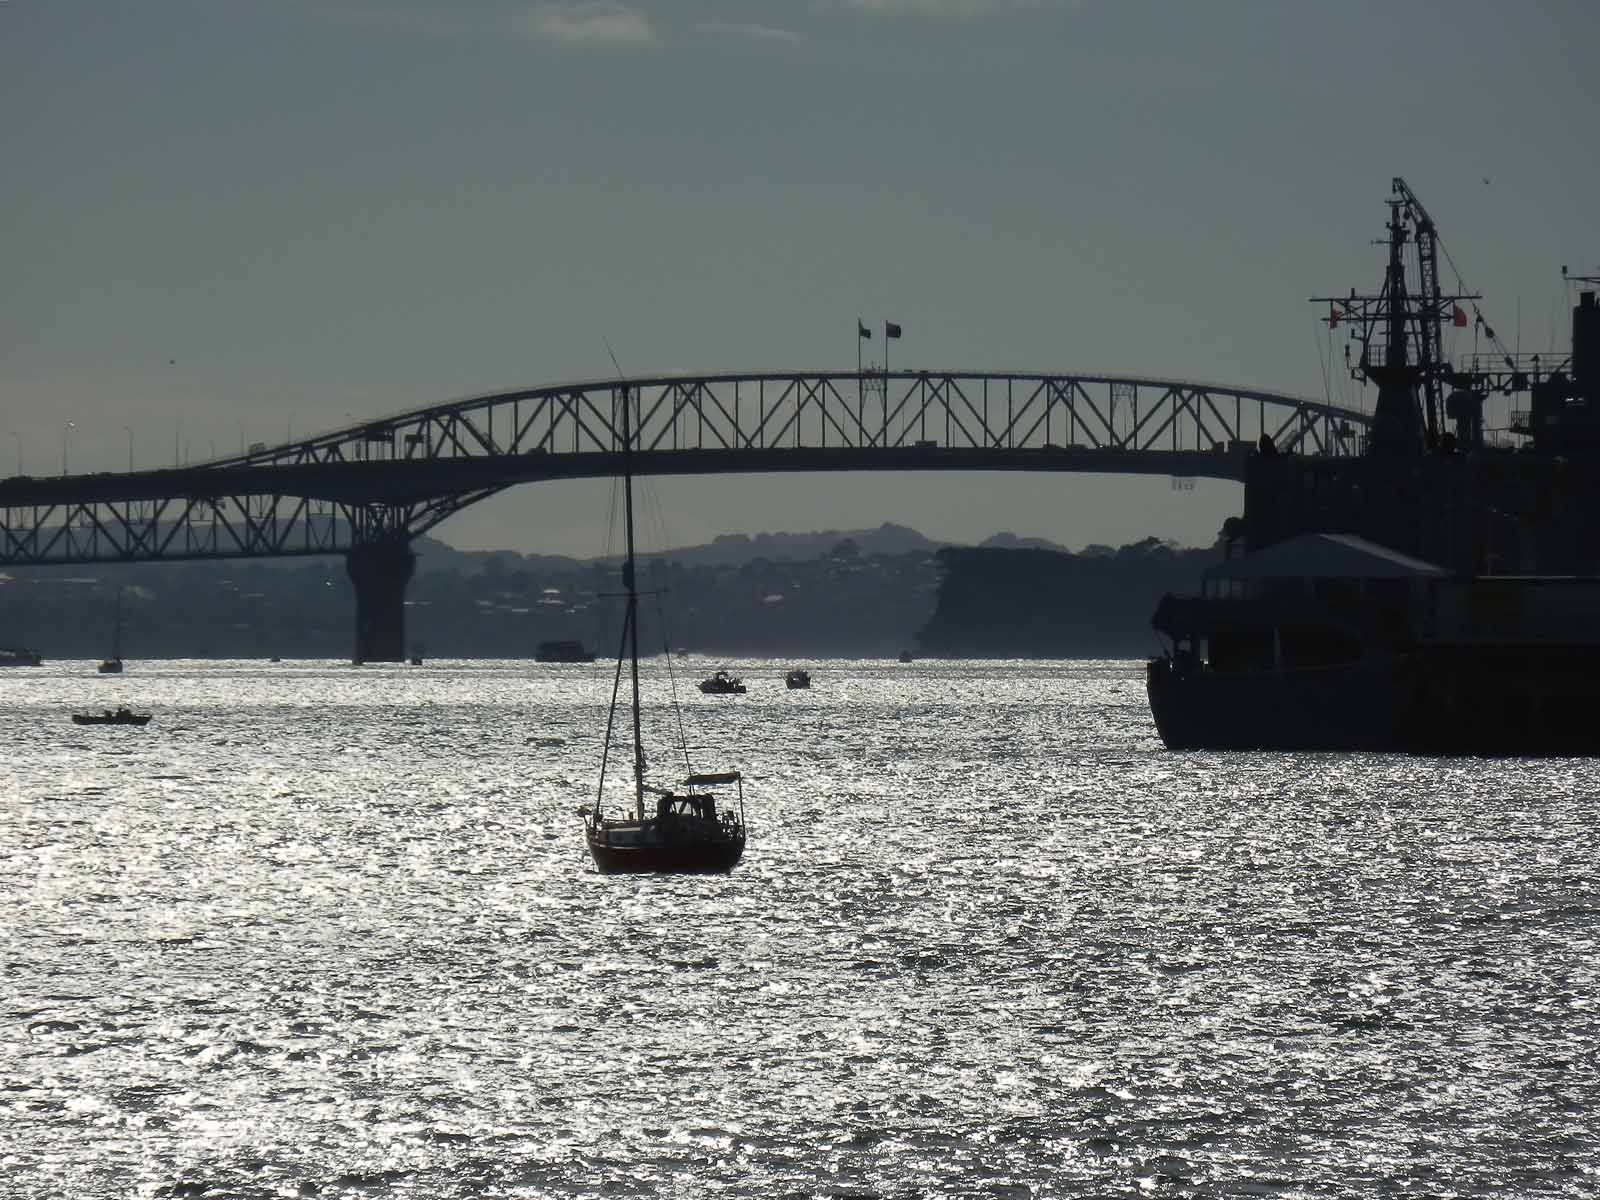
0,368,1369,660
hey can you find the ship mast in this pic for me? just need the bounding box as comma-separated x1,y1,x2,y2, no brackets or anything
1311,177,1479,456
619,385,646,820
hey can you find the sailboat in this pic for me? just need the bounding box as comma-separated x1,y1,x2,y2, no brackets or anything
582,385,747,874
97,588,124,674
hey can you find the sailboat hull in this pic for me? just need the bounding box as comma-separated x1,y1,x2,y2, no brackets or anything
585,824,745,874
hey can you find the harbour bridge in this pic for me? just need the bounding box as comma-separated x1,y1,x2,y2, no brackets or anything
0,369,1369,660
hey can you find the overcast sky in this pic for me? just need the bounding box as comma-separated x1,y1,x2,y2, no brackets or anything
4,1,1596,556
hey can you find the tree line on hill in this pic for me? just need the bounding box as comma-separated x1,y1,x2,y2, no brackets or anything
0,527,1220,660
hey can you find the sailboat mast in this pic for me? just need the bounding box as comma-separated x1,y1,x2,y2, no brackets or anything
619,386,646,820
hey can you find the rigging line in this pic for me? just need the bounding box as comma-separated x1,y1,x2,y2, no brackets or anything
1436,233,1515,360
596,602,631,807
1315,319,1333,407
632,470,693,777
604,474,621,564
651,586,694,779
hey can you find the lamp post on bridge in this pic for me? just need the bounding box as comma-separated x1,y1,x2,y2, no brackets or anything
124,426,134,473
9,431,19,476
61,422,75,476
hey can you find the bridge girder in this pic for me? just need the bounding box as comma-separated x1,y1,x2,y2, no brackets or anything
0,370,1367,567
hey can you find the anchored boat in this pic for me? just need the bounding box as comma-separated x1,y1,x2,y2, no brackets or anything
698,669,746,695
97,588,125,674
72,706,151,727
582,386,747,874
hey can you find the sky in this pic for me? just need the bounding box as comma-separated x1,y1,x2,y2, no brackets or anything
4,0,1597,557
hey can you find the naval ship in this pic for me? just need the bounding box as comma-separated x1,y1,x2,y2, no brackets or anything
1147,178,1600,754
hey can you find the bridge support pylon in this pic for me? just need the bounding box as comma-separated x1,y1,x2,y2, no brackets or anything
346,543,416,664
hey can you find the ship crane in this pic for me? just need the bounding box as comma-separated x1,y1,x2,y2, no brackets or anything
1310,177,1480,454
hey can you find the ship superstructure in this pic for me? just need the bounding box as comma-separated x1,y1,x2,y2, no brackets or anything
1148,179,1600,754
1245,180,1600,574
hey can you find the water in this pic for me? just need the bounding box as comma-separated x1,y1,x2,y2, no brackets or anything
4,658,1598,1198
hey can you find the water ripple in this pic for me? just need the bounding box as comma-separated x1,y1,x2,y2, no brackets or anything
3,658,1598,1196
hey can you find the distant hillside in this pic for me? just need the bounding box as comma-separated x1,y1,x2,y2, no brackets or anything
1,527,1216,659
411,534,583,577
634,521,942,567
419,522,1073,572
416,522,948,574
916,537,1223,658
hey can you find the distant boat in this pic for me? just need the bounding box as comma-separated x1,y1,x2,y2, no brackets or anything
898,650,914,663
97,588,125,674
0,645,42,667
582,384,746,875
409,643,425,666
71,706,151,727
535,639,597,663
698,669,747,695
785,668,811,689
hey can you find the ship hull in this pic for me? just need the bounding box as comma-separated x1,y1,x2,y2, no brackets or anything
1148,648,1600,756
1146,656,1411,752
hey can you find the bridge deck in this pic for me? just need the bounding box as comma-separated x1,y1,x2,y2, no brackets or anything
1,369,1366,567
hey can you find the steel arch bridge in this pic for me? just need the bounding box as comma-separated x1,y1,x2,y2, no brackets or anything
0,368,1368,658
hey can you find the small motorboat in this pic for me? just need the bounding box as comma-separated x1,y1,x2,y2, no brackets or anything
97,588,127,673
698,670,747,695
898,650,914,663
71,706,151,727
785,668,811,689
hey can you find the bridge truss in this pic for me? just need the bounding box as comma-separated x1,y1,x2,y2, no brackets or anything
0,370,1366,567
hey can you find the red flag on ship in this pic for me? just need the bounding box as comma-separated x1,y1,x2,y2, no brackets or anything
1327,304,1340,329
1452,304,1468,328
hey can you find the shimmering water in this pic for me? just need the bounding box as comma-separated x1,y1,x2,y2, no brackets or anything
3,658,1598,1198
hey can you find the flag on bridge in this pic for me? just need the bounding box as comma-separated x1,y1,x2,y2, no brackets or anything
885,321,902,339
858,320,871,339
1452,304,1468,328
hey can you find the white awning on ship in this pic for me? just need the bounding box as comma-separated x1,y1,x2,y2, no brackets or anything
684,771,741,786
1206,533,1449,583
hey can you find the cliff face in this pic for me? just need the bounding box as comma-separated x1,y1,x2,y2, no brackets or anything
915,540,1223,658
